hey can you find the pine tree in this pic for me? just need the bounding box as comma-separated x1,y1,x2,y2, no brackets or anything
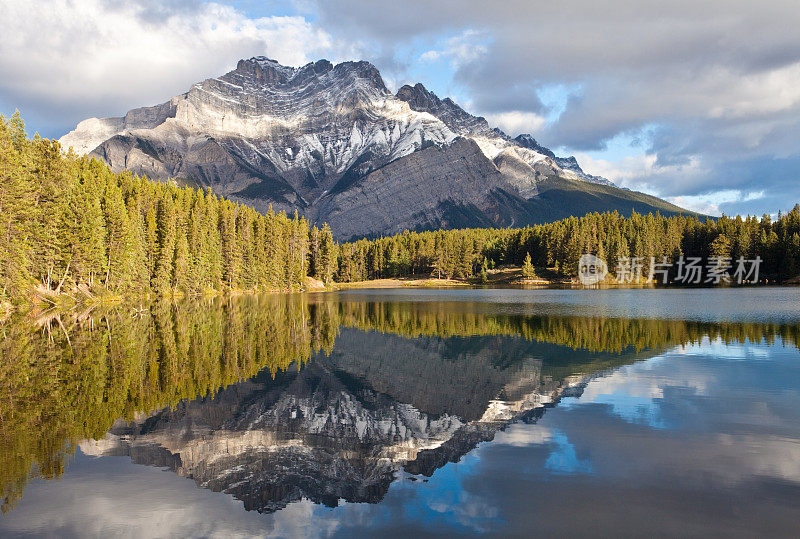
709,233,732,260
62,173,107,288
0,112,35,302
522,252,536,279
318,223,337,285
479,259,489,283
220,201,240,289
152,191,176,295
102,177,135,290
308,225,321,279
173,226,190,295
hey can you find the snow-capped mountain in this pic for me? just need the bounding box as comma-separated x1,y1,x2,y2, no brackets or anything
60,56,688,239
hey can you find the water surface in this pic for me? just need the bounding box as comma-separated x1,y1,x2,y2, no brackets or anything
1,289,799,537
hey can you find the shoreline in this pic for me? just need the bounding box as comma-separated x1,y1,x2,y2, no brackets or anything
330,266,560,290
332,277,552,289
3,275,796,322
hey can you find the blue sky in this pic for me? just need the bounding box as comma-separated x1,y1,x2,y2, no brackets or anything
2,0,799,216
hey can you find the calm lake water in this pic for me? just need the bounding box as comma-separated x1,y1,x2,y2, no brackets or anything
1,288,800,537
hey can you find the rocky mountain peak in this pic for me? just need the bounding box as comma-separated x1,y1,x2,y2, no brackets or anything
337,60,388,92
222,57,387,95
513,133,556,159
556,155,580,170
396,82,442,111
395,82,490,137
231,56,297,85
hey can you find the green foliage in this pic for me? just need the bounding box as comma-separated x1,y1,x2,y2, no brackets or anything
710,233,732,259
0,115,324,305
478,259,489,283
522,252,536,279
308,223,337,284
336,206,800,283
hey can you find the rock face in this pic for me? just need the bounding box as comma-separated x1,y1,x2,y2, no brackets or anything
60,56,689,240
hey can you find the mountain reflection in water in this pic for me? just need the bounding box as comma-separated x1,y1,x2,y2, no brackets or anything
1,291,799,520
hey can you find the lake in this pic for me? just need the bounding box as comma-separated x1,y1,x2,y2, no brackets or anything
1,288,799,537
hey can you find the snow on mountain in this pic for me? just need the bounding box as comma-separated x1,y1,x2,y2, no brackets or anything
60,57,687,239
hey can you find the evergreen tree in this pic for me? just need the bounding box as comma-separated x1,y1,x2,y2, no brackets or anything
318,224,337,285
478,259,489,283
152,191,176,294
522,253,536,279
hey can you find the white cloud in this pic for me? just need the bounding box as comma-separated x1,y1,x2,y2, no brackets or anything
484,111,547,137
574,151,771,214
420,50,441,62
417,29,489,69
0,0,350,133
665,196,724,216
574,152,706,190
706,62,800,120
667,191,766,216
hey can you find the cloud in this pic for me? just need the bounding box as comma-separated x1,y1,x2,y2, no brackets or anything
667,192,766,217
574,151,707,193
0,0,348,137
483,111,547,137
575,150,781,215
419,50,441,62
313,0,800,213
418,29,489,69
3,0,798,213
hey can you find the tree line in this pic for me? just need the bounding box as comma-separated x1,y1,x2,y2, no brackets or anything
336,205,800,283
332,299,800,353
1,113,337,308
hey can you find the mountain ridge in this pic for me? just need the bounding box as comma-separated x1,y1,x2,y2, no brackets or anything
60,56,692,240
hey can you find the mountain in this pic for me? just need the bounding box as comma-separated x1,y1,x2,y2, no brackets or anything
60,56,692,240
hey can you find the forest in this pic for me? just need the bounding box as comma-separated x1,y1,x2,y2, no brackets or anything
0,113,337,308
3,111,800,310
336,205,800,283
